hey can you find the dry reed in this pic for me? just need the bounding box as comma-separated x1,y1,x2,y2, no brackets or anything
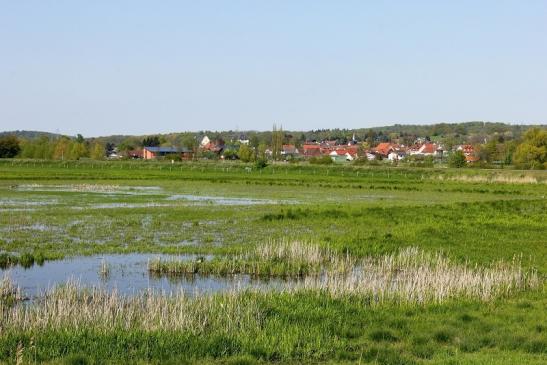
434,174,545,184
0,245,541,334
296,247,540,303
149,241,354,277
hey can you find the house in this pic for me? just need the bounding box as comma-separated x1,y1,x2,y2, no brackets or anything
143,147,193,160
200,136,211,147
374,142,395,157
457,144,479,163
457,144,475,155
281,144,300,157
303,143,322,157
237,134,250,145
126,149,143,159
387,150,407,161
201,139,225,154
409,143,442,157
329,149,355,162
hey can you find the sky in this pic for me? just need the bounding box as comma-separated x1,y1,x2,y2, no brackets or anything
1,1,546,137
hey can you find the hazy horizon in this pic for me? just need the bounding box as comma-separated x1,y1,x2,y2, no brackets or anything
1,1,546,137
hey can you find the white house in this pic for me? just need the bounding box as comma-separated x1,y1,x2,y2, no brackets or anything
200,136,211,147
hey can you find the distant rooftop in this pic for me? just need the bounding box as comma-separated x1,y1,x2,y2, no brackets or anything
143,146,192,153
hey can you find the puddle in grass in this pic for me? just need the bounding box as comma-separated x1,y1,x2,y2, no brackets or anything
166,194,294,205
1,254,290,299
14,184,162,195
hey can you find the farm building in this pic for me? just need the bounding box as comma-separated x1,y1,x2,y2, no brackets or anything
143,147,193,160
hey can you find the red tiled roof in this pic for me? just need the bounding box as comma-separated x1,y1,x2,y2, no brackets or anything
420,143,437,154
374,143,394,156
460,144,474,154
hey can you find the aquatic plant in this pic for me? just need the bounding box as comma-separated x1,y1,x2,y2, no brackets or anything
0,274,23,305
148,241,355,278
99,259,110,278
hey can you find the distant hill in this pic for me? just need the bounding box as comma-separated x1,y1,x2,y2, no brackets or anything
2,122,545,146
0,130,63,140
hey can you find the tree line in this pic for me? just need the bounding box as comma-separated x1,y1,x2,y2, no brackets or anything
0,126,545,169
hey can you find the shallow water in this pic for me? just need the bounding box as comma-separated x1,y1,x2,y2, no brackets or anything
166,194,278,205
1,254,289,299
14,184,163,195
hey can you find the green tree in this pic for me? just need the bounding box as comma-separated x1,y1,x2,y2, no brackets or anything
90,142,105,160
257,143,267,160
0,135,21,158
238,144,255,162
53,138,71,160
69,141,88,160
249,135,260,149
448,150,466,168
142,136,161,147
271,124,283,160
117,138,136,153
512,128,547,169
32,136,54,159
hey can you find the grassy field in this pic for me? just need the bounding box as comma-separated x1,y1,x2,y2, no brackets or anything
0,159,545,364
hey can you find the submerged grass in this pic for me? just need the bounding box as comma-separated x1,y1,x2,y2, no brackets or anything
148,241,352,278
149,243,540,303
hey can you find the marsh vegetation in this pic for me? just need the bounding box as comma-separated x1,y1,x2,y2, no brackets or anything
0,160,545,364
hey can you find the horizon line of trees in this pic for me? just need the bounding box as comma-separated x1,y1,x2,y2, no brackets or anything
0,127,545,169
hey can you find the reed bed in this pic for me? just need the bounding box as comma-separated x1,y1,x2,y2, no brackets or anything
148,243,539,304
296,247,540,303
0,274,23,305
148,241,355,278
435,174,546,184
0,246,541,338
1,281,263,333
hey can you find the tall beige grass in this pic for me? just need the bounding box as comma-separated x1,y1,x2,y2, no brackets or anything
0,274,23,302
148,240,355,276
0,244,541,333
435,174,546,184
297,247,540,303
2,281,262,333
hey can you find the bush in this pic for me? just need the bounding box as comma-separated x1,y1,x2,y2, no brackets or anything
0,135,21,158
309,156,333,165
255,158,268,169
449,150,466,168
164,153,181,162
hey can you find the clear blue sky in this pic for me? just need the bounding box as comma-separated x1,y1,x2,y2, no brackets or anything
1,1,546,137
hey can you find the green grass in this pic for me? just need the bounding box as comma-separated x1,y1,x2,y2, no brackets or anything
2,290,545,364
0,159,545,363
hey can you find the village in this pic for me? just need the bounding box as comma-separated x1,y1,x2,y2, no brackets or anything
135,134,479,165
